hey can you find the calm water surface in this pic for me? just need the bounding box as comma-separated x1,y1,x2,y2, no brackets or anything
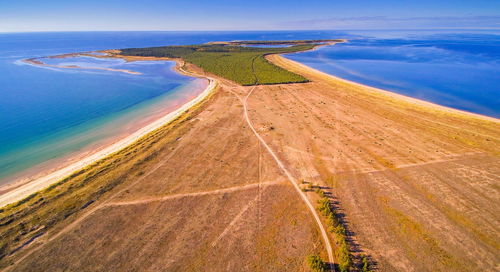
287,30,500,117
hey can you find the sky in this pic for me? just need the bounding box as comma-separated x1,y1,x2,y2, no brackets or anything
1,0,499,32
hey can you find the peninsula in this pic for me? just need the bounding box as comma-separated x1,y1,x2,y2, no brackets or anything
0,39,498,272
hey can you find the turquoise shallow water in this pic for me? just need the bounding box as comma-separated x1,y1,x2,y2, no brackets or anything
0,46,207,184
0,30,498,186
40,55,128,68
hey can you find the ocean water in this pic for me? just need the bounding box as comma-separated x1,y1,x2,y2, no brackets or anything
0,30,498,185
287,30,500,117
0,55,209,184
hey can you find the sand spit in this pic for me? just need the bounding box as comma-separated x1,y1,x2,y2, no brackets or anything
23,57,142,75
2,43,499,271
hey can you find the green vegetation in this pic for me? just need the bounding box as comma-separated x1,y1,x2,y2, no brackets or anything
0,91,214,266
361,254,370,272
119,42,324,85
317,193,353,272
306,254,328,272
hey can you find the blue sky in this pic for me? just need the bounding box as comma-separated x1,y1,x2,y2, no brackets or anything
1,0,499,32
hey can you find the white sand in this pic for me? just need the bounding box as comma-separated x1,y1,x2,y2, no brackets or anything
0,75,216,207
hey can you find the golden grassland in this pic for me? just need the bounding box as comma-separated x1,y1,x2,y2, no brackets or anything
0,42,498,271
0,87,217,265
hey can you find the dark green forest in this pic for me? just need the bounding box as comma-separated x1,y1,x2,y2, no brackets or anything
120,42,325,85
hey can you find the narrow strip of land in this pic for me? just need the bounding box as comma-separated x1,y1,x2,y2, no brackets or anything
2,40,498,272
23,58,142,75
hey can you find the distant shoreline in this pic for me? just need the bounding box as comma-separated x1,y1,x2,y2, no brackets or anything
273,54,500,124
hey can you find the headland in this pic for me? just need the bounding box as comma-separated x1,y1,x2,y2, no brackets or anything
0,39,498,272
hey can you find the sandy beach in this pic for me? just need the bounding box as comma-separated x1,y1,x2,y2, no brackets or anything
270,54,500,123
0,59,216,207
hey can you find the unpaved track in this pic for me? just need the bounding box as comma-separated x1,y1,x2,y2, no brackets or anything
215,66,336,266
106,180,281,207
240,81,335,269
3,134,196,272
211,191,262,247
5,59,335,271
206,57,336,268
254,55,500,271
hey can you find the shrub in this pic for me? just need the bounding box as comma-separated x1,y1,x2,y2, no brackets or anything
361,254,370,272
315,187,324,195
317,198,331,216
306,255,327,272
338,240,352,272
315,190,353,272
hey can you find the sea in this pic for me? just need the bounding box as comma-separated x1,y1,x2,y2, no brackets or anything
0,30,498,185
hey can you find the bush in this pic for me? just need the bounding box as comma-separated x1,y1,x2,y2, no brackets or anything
361,254,370,272
338,240,352,272
315,191,353,272
306,255,327,272
317,198,331,216
315,187,325,197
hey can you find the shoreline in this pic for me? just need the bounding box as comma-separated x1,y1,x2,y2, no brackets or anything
1,38,498,271
0,78,208,194
283,42,500,121
2,43,498,207
271,54,500,124
0,59,217,207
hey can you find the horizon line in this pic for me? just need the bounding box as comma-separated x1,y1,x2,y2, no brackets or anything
2,27,500,34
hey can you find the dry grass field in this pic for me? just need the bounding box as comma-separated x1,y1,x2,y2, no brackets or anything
1,52,499,272
250,55,500,271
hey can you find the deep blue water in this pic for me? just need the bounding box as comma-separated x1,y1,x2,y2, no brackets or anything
0,30,498,185
287,30,500,117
